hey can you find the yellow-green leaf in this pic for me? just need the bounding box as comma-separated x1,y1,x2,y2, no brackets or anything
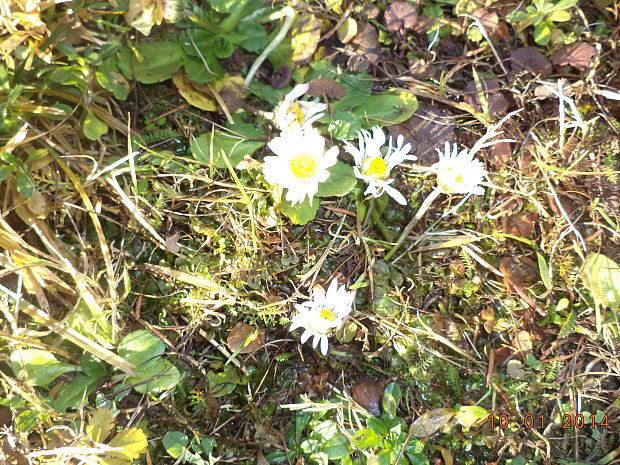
87,408,115,443
102,427,148,464
580,253,620,310
83,110,108,141
291,15,321,64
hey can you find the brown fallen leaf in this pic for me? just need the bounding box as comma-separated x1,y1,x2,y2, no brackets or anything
510,47,552,76
213,75,247,113
172,71,216,111
409,408,456,438
389,105,456,166
550,42,597,71
463,78,511,115
226,322,265,354
347,22,380,72
500,256,538,288
291,14,322,64
488,141,512,166
352,380,385,416
471,8,499,38
385,2,417,31
306,78,347,99
124,0,163,36
501,213,535,238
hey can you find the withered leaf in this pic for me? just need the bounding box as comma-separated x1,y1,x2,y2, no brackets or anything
510,47,552,77
463,78,510,115
410,408,456,438
500,256,538,288
172,71,216,111
512,330,533,352
347,22,380,72
385,2,417,31
291,14,322,64
471,8,499,38
389,105,455,166
226,322,265,354
550,42,597,71
488,141,513,166
501,213,535,238
213,75,247,113
352,380,385,416
306,78,347,99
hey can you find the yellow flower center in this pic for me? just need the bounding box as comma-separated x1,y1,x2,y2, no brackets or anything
320,308,337,322
287,103,305,124
290,153,319,179
361,156,388,179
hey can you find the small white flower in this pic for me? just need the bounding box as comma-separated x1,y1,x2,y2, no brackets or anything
274,83,328,132
263,128,339,206
432,142,487,195
289,280,354,356
344,127,417,205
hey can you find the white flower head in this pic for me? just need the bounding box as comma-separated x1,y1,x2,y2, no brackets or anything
344,126,417,205
263,127,338,206
274,83,328,132
432,141,487,195
289,280,354,356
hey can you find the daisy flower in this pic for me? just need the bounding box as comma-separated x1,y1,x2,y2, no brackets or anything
344,127,417,205
274,83,328,132
263,128,338,206
289,280,354,356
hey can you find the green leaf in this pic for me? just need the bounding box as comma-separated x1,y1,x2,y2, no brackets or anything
378,447,398,465
118,330,165,367
353,90,418,126
548,9,571,21
382,382,401,418
323,433,351,459
52,375,98,413
122,41,186,84
533,23,551,45
104,427,148,463
163,432,189,459
313,420,338,441
406,452,430,465
0,165,14,181
537,252,552,289
328,111,363,140
455,405,488,430
183,57,224,84
280,196,319,225
316,162,357,197
332,72,373,111
81,354,108,379
16,172,35,198
83,110,108,141
352,428,381,450
130,358,181,394
409,408,455,438
10,349,76,387
87,408,116,443
207,365,240,397
580,253,620,309
236,23,269,52
190,115,265,168
96,71,129,100
367,417,389,436
207,0,238,13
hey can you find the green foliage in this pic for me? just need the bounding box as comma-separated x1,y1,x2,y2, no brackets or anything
506,0,578,45
580,253,620,310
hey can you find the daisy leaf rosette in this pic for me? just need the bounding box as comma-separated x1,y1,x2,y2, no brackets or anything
274,83,327,132
344,126,417,205
289,280,354,356
263,127,339,207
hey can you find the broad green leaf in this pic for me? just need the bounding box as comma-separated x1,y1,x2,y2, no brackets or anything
104,427,148,463
455,405,488,430
331,72,373,111
552,0,578,11
83,110,108,141
120,41,185,84
533,23,551,45
207,365,239,397
280,196,319,225
10,349,76,387
163,431,189,459
130,358,180,394
406,452,430,465
0,165,14,181
236,22,270,52
316,162,356,197
313,420,338,441
191,115,265,168
52,375,98,413
548,10,571,21
323,433,351,459
382,382,401,418
16,172,35,198
207,0,238,13
184,56,224,84
81,354,107,379
352,428,381,450
96,71,130,100
87,408,116,443
580,253,620,309
378,447,398,465
367,417,389,436
328,111,363,140
353,91,418,126
118,330,165,366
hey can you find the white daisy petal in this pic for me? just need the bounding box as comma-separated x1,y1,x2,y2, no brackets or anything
320,336,329,356
383,183,407,205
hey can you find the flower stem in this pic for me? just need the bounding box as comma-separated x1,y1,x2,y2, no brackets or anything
384,187,442,261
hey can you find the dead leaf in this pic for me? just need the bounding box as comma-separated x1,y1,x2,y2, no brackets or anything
534,80,573,99
389,105,455,166
471,8,499,38
164,233,181,253
463,78,511,115
409,58,437,80
550,42,597,71
506,359,526,379
501,213,535,238
213,75,247,113
500,256,538,288
410,408,456,438
352,380,385,416
358,3,380,19
172,72,216,111
385,2,417,31
337,17,358,44
227,322,265,354
510,47,552,77
125,0,163,36
0,406,12,427
513,330,533,352
488,141,512,166
270,65,292,89
347,22,380,72
306,78,347,99
291,14,322,64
